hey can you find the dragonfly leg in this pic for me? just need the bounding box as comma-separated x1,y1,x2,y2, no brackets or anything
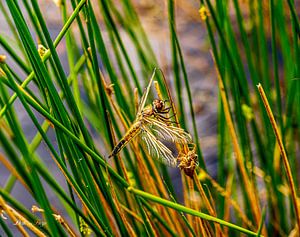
155,114,179,125
158,113,177,120
159,107,172,113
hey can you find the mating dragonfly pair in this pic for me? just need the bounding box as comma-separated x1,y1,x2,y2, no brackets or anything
109,69,198,177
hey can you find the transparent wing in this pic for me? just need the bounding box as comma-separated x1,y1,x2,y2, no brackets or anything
139,125,177,167
137,69,157,115
144,117,192,144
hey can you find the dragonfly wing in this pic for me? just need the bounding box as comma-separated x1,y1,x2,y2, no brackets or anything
137,69,157,115
144,117,192,144
139,125,177,167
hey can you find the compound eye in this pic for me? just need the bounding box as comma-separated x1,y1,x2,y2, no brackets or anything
159,100,164,109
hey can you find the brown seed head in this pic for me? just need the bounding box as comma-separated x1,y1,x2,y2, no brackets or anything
178,150,198,178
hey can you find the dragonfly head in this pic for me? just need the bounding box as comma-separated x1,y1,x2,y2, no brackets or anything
152,99,165,113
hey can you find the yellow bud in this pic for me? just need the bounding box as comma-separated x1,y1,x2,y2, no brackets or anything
199,6,210,21
242,104,254,121
38,44,48,58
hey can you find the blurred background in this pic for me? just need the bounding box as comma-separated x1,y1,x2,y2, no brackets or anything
1,0,299,236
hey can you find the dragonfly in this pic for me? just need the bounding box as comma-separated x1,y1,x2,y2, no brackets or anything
108,69,193,167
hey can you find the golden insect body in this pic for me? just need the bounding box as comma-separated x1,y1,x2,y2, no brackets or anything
109,69,195,168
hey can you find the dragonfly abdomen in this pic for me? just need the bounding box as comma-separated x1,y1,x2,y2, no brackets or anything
109,140,126,158
109,122,141,158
